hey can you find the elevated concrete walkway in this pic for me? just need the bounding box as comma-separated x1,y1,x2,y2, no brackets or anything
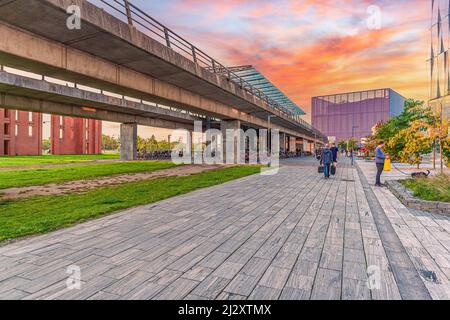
0,0,324,142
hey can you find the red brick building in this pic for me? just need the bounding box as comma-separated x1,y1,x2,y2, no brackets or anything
0,108,102,156
51,116,102,155
0,109,42,156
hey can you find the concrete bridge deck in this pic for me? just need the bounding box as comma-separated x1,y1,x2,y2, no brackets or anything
1,157,449,300
0,0,326,142
0,68,198,130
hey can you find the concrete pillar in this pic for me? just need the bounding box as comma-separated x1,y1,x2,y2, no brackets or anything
221,120,241,164
279,133,286,153
120,123,137,161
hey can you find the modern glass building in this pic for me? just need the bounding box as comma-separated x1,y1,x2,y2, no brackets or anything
430,0,450,120
312,89,406,143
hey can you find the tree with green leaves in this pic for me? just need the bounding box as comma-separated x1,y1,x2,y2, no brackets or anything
388,121,432,168
137,135,177,153
347,138,358,151
375,99,431,142
371,99,441,167
42,139,51,154
440,117,450,164
102,135,120,151
338,139,347,151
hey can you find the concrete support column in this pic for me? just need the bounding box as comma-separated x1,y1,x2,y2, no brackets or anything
279,133,286,153
120,123,137,161
221,120,241,164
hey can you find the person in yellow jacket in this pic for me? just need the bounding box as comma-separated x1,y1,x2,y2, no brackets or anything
375,141,389,187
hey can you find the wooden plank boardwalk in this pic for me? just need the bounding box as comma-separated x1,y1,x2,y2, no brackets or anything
0,157,448,300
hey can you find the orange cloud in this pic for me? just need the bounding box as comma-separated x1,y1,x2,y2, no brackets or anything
143,0,430,122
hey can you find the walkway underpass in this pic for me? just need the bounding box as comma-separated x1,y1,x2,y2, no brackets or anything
0,0,326,162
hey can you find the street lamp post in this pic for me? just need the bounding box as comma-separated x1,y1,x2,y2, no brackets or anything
351,125,359,166
314,131,317,156
440,103,444,174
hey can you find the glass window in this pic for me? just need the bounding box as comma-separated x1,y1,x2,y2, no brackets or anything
15,124,18,137
28,125,33,137
433,0,440,25
440,0,450,19
438,53,447,97
442,16,449,52
349,93,355,103
334,95,340,104
361,91,368,101
432,56,439,99
59,128,63,140
432,25,439,57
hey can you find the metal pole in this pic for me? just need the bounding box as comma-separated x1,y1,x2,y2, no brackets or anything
268,115,276,154
124,0,133,26
351,126,358,166
440,103,444,174
314,132,317,156
433,138,436,170
268,116,271,154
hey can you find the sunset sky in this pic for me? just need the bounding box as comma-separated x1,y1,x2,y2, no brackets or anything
96,0,431,137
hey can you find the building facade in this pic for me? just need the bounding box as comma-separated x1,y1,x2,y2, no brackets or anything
311,89,406,144
51,116,102,155
0,109,42,156
430,0,450,120
0,108,102,156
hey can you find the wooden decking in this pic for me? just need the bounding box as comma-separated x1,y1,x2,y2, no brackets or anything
0,157,449,300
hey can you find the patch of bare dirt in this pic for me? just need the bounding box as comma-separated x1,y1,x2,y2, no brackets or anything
0,164,227,201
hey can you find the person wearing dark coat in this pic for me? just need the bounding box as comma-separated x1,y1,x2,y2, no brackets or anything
321,144,333,179
330,143,339,163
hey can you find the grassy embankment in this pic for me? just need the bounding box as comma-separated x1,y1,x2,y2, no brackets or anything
0,154,120,167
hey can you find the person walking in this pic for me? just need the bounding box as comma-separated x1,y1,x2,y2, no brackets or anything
331,143,339,163
321,144,333,179
330,143,339,175
375,141,388,187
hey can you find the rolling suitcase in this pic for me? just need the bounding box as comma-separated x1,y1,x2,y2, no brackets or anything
331,165,336,176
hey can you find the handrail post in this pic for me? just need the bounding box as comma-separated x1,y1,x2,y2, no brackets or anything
124,0,133,26
164,27,171,47
191,45,197,63
211,59,216,73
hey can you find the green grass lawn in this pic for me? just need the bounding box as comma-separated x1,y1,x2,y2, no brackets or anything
0,166,260,241
0,154,120,168
0,161,177,190
401,174,450,203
